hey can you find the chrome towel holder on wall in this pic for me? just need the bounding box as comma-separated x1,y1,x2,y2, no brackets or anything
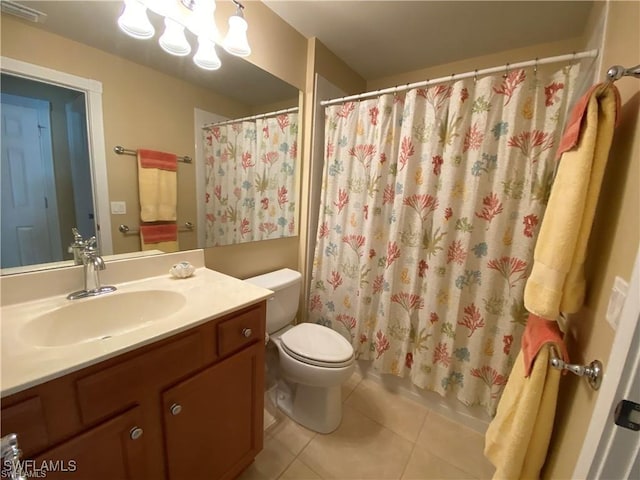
118,222,195,235
606,64,640,82
550,347,603,391
113,145,192,164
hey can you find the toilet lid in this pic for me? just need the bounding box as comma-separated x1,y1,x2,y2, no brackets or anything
280,323,354,366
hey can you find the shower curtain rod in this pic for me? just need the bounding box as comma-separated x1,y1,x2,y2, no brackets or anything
321,49,599,107
204,106,299,128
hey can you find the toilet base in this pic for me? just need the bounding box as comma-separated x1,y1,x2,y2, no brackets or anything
274,380,343,434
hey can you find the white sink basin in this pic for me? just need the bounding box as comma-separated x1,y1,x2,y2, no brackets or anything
20,290,187,347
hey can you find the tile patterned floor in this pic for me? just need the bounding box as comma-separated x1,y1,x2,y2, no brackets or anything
238,373,496,480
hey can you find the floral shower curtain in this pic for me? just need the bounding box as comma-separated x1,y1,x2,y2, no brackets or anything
309,65,580,414
203,113,298,246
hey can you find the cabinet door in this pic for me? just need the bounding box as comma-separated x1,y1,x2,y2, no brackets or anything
30,407,147,480
163,343,264,480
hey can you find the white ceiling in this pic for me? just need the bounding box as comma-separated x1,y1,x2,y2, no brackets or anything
263,1,594,80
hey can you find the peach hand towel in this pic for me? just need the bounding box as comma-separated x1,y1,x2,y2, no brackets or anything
521,314,569,377
138,149,177,222
140,222,178,253
484,346,561,480
524,83,621,319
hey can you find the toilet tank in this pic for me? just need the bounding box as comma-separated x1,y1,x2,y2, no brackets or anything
244,269,302,334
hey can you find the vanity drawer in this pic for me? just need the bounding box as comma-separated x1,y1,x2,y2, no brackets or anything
76,332,203,425
1,396,49,456
217,307,264,358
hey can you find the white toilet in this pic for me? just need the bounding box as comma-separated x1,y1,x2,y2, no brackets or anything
245,268,355,434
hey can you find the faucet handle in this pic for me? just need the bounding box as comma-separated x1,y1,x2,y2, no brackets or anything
81,238,99,262
69,228,86,265
71,228,83,243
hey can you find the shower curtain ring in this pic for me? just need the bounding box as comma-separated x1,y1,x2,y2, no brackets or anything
534,57,538,77
503,63,510,78
474,69,478,83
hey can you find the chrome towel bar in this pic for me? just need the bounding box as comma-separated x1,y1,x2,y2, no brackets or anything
113,145,192,164
606,64,640,82
550,347,603,391
119,222,195,235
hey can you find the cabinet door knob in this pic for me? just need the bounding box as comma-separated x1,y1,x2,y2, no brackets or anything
130,427,143,440
242,328,252,338
170,403,182,416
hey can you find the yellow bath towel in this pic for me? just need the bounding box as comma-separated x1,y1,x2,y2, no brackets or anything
138,149,178,222
484,346,561,480
523,83,620,319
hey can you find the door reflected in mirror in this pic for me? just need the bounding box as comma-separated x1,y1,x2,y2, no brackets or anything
1,74,95,269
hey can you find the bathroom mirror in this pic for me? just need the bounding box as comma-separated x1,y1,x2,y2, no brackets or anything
0,0,301,274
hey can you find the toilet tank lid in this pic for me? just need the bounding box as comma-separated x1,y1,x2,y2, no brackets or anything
243,268,301,291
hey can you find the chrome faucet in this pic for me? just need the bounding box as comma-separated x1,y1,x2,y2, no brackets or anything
1,433,26,480
67,236,117,300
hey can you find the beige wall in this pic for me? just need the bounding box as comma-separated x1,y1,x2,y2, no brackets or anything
204,236,299,279
313,39,367,96
544,1,640,477
368,37,585,90
248,97,299,116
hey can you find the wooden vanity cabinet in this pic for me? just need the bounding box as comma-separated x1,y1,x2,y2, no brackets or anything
163,342,264,480
0,301,266,480
31,407,147,480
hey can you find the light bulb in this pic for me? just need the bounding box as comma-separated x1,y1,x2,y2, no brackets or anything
193,37,221,70
159,17,191,56
223,11,250,57
117,0,154,40
187,0,222,44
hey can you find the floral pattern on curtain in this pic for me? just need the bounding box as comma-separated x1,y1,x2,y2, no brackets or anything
309,65,580,414
203,113,298,246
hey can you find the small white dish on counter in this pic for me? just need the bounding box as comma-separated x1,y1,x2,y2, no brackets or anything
169,261,196,279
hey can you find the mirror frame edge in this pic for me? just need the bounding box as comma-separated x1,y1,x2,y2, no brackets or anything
0,55,113,260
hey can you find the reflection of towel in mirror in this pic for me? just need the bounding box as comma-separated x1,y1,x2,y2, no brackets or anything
137,149,177,222
140,222,179,253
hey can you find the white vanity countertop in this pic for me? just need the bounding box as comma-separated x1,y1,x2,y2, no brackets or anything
0,267,272,397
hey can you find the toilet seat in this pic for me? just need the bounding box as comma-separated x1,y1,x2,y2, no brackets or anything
279,323,354,368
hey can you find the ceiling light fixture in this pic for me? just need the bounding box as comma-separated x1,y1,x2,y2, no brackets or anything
116,0,251,72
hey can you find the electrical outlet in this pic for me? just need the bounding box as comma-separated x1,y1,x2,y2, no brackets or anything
110,201,126,215
606,276,629,330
